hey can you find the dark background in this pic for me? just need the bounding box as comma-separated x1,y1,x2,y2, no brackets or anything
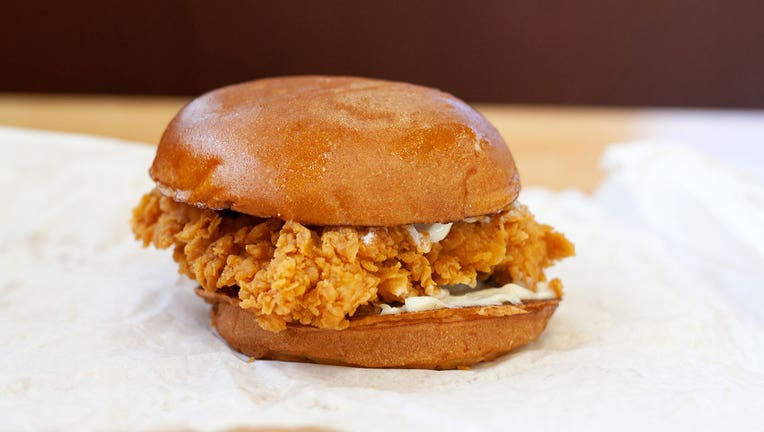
2,0,763,108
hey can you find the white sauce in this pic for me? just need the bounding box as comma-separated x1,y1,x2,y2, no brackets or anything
405,225,427,250
379,282,557,315
463,216,490,224
414,223,453,243
361,231,376,245
367,215,494,252
406,223,453,252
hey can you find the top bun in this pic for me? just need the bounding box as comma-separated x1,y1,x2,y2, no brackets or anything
150,76,519,226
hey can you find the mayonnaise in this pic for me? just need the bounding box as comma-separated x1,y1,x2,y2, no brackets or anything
406,223,453,252
404,212,501,250
361,230,377,245
413,223,453,243
379,282,557,315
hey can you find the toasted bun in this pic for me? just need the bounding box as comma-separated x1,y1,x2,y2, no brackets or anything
197,289,558,370
151,76,519,226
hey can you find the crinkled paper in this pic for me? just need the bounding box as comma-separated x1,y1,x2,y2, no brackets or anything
1,127,762,431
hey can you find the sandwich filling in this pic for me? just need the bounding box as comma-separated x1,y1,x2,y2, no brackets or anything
379,281,559,315
132,189,574,332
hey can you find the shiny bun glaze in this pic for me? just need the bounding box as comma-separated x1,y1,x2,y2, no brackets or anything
150,76,520,226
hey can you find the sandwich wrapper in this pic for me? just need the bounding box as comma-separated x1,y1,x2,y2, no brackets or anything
1,126,762,430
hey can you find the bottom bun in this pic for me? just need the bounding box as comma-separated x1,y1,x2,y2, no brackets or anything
197,288,559,370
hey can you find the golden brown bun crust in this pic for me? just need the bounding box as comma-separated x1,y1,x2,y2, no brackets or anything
198,289,558,369
151,76,519,226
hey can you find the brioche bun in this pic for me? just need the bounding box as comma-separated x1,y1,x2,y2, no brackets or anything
198,289,559,370
150,76,519,226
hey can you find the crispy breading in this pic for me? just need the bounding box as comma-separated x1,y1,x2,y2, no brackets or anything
132,190,574,331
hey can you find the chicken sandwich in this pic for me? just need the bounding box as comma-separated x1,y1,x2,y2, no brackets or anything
132,76,574,369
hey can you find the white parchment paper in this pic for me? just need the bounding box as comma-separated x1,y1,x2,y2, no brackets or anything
1,127,762,431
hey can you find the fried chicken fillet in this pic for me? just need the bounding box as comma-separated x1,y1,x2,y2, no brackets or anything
132,190,573,332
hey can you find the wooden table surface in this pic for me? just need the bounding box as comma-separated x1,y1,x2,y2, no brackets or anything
2,94,762,192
